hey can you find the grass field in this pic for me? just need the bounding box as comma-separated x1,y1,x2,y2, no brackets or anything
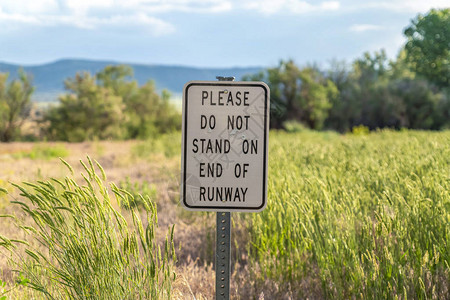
0,130,449,299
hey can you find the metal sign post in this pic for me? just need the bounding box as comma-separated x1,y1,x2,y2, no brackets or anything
180,75,269,299
215,76,234,300
216,211,231,299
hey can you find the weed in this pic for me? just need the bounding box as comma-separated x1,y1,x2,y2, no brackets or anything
0,157,176,299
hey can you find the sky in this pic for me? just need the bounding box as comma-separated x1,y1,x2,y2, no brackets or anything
0,0,448,68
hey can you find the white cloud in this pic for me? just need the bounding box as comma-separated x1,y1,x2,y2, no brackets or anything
0,0,59,14
63,0,115,15
364,1,449,13
349,24,384,33
0,0,178,36
242,0,340,15
0,0,236,34
124,0,233,13
82,13,176,36
0,7,40,24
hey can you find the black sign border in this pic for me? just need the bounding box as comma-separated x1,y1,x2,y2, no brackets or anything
182,82,268,211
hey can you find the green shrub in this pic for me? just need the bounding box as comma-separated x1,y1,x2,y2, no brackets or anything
44,66,181,142
0,158,176,299
132,132,181,159
351,124,370,135
283,120,308,133
12,144,69,160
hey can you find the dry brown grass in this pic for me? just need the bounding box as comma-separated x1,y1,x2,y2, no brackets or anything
0,140,263,299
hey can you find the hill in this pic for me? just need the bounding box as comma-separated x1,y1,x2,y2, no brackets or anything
0,59,262,102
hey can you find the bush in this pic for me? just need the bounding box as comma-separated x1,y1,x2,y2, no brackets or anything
44,66,181,142
0,158,176,299
283,120,308,133
12,144,69,160
351,125,370,135
132,132,181,159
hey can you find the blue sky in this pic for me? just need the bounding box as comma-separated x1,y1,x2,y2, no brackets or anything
0,0,448,67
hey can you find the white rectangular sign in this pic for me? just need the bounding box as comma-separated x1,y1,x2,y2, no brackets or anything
181,81,269,212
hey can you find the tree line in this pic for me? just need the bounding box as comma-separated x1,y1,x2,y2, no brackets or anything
0,65,181,142
0,8,448,142
244,8,449,132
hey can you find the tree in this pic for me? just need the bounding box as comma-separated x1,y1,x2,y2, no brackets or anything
297,67,337,129
125,82,181,139
0,70,34,142
45,72,126,142
96,65,137,102
243,60,300,128
44,65,181,141
404,8,450,88
244,60,337,129
389,78,448,129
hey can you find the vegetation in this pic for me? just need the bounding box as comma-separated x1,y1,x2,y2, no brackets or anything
0,69,33,142
244,61,338,129
0,158,176,299
118,177,157,210
243,8,450,132
44,65,181,142
12,144,69,160
131,132,182,159
0,130,448,298
404,8,450,88
246,48,449,132
0,9,448,140
0,8,449,299
245,130,449,298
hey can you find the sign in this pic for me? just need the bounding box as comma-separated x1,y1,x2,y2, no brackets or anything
181,81,269,212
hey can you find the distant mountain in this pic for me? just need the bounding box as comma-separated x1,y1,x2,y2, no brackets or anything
0,59,263,103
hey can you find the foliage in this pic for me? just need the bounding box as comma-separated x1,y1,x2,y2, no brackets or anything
0,279,5,300
96,65,137,102
324,50,449,131
0,158,176,299
0,70,34,142
246,130,450,299
44,72,127,142
404,8,450,88
388,78,448,129
0,274,30,299
4,9,450,140
245,47,449,132
125,83,181,139
282,120,309,133
44,65,181,142
351,124,370,135
12,144,69,160
132,132,182,159
244,60,338,129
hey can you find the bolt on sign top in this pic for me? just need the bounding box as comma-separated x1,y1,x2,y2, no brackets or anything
181,81,270,212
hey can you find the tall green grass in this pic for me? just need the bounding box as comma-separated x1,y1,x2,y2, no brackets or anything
132,132,181,159
118,177,158,210
0,158,176,299
246,130,449,299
